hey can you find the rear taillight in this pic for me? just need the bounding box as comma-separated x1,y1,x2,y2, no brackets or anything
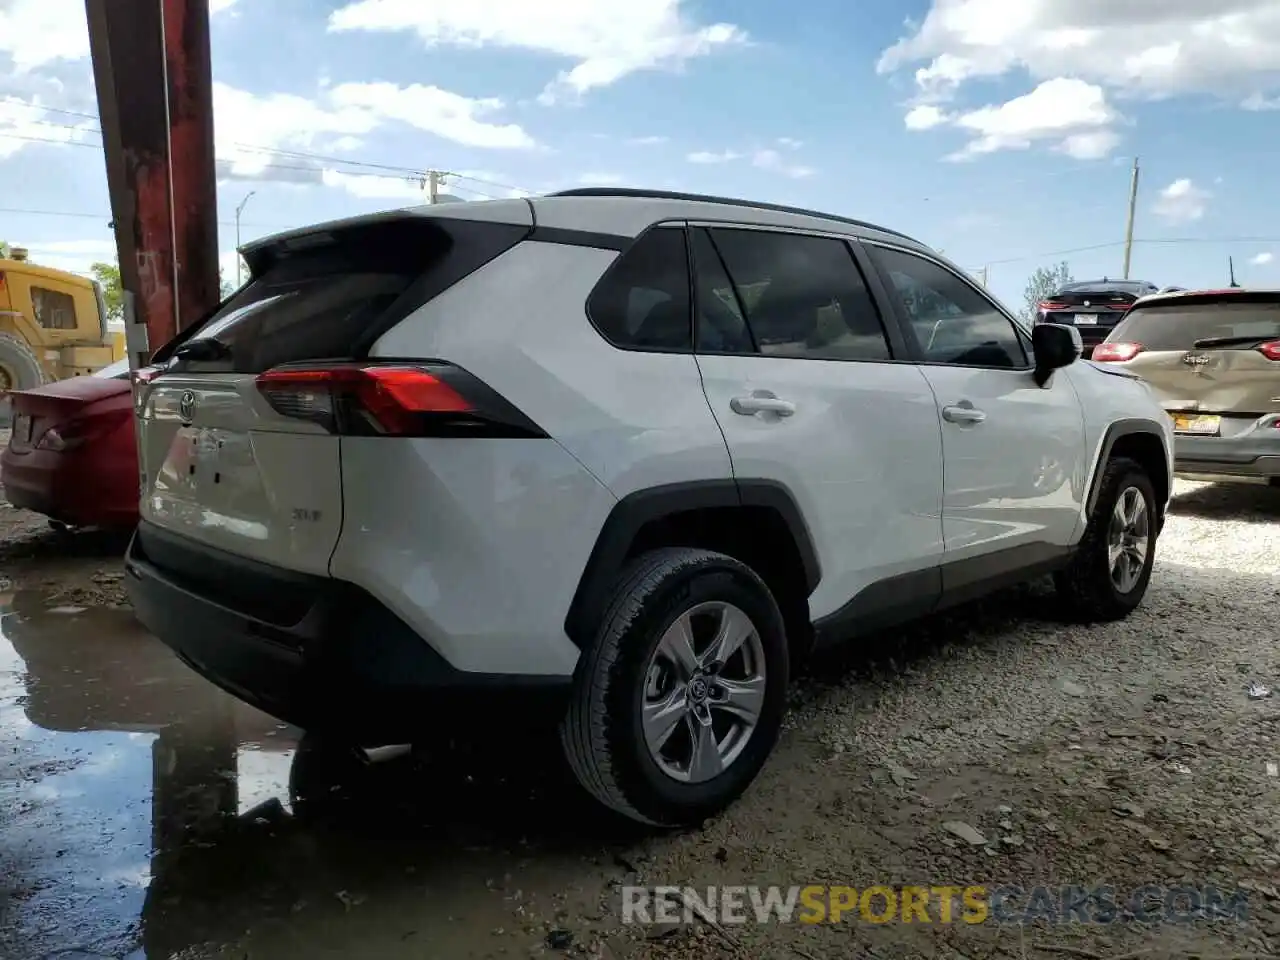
1257,341,1280,361
1092,341,1144,362
37,411,130,451
254,361,546,438
1038,301,1068,311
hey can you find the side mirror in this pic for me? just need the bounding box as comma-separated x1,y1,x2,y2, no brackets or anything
1031,323,1082,387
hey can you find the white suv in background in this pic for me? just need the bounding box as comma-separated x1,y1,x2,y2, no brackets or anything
125,189,1174,827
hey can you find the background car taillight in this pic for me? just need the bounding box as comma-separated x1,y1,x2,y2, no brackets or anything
254,361,547,438
1257,341,1280,361
1092,342,1144,362
37,410,131,451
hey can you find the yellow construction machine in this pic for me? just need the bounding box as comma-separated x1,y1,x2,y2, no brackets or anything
0,246,125,392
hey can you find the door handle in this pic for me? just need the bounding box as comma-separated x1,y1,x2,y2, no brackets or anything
730,394,796,417
942,404,986,424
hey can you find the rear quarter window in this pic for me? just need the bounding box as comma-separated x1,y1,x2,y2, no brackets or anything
165,217,527,373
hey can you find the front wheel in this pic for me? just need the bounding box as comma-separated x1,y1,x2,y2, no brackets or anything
561,548,789,827
1054,456,1157,621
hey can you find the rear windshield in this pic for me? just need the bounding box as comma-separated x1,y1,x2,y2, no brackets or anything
1109,301,1280,350
1059,281,1152,296
166,217,525,373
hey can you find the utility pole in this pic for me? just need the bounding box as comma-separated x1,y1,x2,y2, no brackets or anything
1229,256,1240,288
978,265,989,288
1121,156,1140,280
234,190,254,287
426,170,444,204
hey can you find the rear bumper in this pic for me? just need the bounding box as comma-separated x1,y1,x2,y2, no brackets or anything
1174,431,1280,479
124,523,572,743
0,445,139,528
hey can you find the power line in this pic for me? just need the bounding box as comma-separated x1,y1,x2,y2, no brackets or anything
0,96,535,195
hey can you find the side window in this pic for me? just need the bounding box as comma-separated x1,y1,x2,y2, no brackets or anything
32,286,77,330
869,246,1027,368
690,228,754,354
587,227,691,352
698,228,892,361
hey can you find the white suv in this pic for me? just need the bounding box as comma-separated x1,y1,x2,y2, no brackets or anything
125,189,1174,827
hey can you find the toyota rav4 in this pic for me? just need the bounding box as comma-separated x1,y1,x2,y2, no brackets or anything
124,189,1175,827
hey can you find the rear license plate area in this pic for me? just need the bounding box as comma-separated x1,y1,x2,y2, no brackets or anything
1172,413,1221,436
1074,314,1098,325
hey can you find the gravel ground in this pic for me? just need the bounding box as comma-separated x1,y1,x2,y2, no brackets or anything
1,475,1278,960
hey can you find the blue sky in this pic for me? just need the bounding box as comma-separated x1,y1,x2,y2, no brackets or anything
2,0,1280,310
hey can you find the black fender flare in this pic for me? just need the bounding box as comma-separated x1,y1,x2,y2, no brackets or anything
564,479,821,648
1085,417,1170,517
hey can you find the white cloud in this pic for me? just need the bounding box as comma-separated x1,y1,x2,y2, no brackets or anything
0,98,96,159
943,78,1119,160
751,149,814,179
776,137,803,149
328,83,536,149
321,169,428,201
577,172,625,185
1152,178,1211,224
212,80,534,184
0,0,89,71
1243,92,1280,111
687,145,814,178
687,149,741,164
904,104,949,130
327,0,747,103
210,0,240,13
879,1,1280,106
628,135,669,145
1251,252,1274,266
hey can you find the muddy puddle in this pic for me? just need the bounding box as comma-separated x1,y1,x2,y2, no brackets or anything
0,591,635,960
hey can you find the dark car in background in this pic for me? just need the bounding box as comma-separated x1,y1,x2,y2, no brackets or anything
1035,279,1161,357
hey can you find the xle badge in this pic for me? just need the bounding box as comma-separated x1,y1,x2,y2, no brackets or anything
292,508,323,522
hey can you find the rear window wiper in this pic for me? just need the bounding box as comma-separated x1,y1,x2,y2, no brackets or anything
172,338,230,361
1191,335,1278,349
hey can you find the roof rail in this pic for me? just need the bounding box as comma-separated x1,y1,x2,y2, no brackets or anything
546,187,916,243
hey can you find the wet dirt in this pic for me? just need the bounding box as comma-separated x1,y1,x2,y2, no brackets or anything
1,478,1278,960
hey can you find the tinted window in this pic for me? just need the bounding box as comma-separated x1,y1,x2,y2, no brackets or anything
690,228,754,354
700,228,892,361
1060,280,1154,296
871,246,1027,368
166,217,525,373
32,286,76,330
1110,302,1280,351
588,227,691,352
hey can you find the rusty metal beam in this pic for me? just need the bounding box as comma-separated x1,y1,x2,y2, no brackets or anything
86,0,219,362
163,0,220,333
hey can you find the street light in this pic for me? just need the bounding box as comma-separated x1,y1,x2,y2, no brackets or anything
234,191,255,287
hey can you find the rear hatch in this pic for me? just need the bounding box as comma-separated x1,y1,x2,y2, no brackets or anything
1095,292,1280,437
1038,281,1150,349
135,207,530,574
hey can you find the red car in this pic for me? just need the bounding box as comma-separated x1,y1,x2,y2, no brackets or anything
1,357,138,529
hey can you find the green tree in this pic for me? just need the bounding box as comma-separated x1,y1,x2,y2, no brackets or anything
1022,261,1073,323
90,261,124,323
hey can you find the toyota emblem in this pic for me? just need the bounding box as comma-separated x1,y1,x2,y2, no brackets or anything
178,390,196,424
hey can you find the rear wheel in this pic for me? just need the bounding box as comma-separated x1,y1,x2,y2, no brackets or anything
561,547,789,827
1055,456,1157,621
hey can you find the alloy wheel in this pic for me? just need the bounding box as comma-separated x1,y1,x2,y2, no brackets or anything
640,600,767,784
1107,485,1150,594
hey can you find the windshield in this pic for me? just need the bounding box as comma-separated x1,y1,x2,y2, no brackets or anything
1108,302,1280,351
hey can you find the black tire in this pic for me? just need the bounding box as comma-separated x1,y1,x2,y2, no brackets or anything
1054,456,1157,621
0,332,45,392
560,547,790,828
